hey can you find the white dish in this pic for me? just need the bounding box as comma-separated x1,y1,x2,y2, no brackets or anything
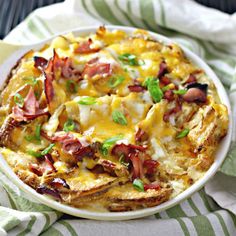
0,26,233,220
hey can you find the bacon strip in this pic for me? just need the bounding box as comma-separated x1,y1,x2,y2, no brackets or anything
129,153,144,179
158,61,168,78
144,182,160,191
50,178,70,189
34,56,48,70
36,185,61,200
43,50,81,103
128,85,145,92
75,38,100,54
12,87,48,122
82,62,111,79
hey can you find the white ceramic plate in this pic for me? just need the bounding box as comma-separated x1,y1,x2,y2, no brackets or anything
0,26,233,220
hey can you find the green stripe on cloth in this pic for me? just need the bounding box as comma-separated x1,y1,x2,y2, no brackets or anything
190,215,215,236
0,210,20,232
139,0,156,31
166,204,187,218
214,212,230,236
17,215,36,236
40,226,64,236
26,18,45,39
58,221,77,236
92,0,122,25
114,0,137,27
158,0,166,27
176,218,191,236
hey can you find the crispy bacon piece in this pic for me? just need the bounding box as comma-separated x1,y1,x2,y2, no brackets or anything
160,76,171,86
185,74,197,85
143,160,159,175
128,85,145,92
144,182,161,191
82,62,111,79
111,143,146,158
50,178,70,189
135,128,148,143
61,136,94,161
34,56,48,70
29,164,44,176
12,87,48,122
29,154,56,176
36,185,61,200
158,61,168,78
44,59,54,103
43,154,56,172
163,90,175,101
129,153,144,179
43,50,81,103
75,38,100,54
41,132,93,161
183,83,208,103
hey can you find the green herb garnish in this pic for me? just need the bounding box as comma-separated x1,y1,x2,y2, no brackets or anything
77,96,97,105
63,119,75,132
118,53,139,66
25,124,41,142
108,75,125,88
143,77,163,103
14,93,24,108
27,143,55,158
112,110,127,125
101,135,123,156
133,179,144,192
23,77,38,86
176,128,190,139
41,143,55,155
27,150,42,158
66,80,78,93
173,89,187,95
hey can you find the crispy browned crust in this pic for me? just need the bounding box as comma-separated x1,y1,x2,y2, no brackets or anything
0,116,19,147
105,183,172,212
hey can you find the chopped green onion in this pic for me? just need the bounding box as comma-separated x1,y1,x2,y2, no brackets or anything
41,143,55,155
27,150,42,158
138,59,145,66
108,75,125,88
24,135,35,142
101,135,123,156
143,77,163,103
118,53,139,66
162,85,171,92
133,179,144,192
63,119,75,132
34,91,40,99
27,143,55,158
176,128,190,139
14,93,24,108
66,80,78,93
119,155,129,167
24,125,41,142
173,89,187,95
77,96,97,105
23,77,38,86
112,110,127,125
35,125,41,141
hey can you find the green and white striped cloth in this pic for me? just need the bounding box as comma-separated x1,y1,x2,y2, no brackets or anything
1,0,236,235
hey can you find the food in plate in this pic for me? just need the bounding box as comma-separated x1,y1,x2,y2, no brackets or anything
0,26,229,212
